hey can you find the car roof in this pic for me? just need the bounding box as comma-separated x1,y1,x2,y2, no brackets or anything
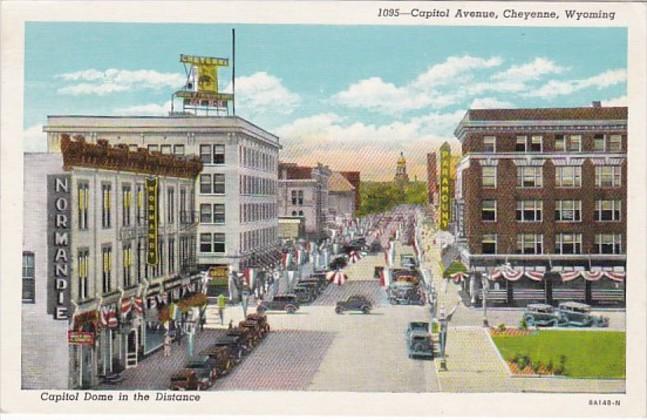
528,304,553,310
559,301,591,309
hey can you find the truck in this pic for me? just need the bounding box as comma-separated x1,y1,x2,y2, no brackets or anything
406,322,434,359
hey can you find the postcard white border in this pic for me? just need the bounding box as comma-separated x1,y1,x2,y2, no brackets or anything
1,1,646,417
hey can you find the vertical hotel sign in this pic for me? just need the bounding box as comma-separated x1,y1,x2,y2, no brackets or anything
146,177,158,265
439,142,451,231
47,175,71,319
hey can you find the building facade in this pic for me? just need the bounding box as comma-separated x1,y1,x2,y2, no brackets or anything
44,115,281,277
453,104,627,306
328,172,356,219
278,162,331,239
22,136,202,389
427,152,437,205
338,171,361,213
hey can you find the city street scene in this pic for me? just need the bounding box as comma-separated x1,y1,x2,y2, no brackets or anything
21,22,627,394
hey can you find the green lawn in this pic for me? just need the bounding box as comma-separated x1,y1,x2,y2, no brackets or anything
492,330,625,379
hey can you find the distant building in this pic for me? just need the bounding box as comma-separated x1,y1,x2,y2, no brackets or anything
278,217,305,240
22,137,202,389
278,162,331,239
328,172,356,219
338,171,361,213
394,152,410,185
427,152,437,205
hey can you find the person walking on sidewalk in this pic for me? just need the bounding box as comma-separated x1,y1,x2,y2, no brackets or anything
163,333,172,357
217,294,226,325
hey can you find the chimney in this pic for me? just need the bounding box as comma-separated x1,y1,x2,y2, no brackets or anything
592,101,601,108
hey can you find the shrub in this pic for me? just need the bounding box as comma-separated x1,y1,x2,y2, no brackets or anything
531,360,542,373
517,354,530,370
497,323,506,332
557,354,567,375
546,359,554,373
519,318,528,330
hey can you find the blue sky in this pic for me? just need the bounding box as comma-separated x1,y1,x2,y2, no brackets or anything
24,23,627,180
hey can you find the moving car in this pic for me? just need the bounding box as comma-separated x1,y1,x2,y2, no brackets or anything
387,281,425,305
557,302,609,327
522,303,561,327
400,254,418,270
169,356,217,390
406,322,434,359
199,345,234,376
213,335,244,364
226,327,255,353
246,313,270,336
257,294,300,314
335,295,373,314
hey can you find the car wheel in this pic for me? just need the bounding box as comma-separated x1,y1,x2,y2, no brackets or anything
361,306,370,314
389,298,397,305
286,305,296,314
335,306,342,314
524,315,534,326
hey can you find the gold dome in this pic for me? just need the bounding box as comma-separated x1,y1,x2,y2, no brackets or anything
397,152,406,165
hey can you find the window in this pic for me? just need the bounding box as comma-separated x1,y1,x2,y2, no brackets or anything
298,210,304,216
168,238,175,273
200,175,211,194
173,145,185,155
158,238,164,275
200,233,211,252
595,234,622,254
555,233,582,254
481,200,496,222
148,144,159,153
167,188,175,224
136,239,144,283
200,204,212,223
516,234,543,254
595,200,621,221
516,200,543,222
78,182,89,230
213,233,225,252
569,135,582,152
200,233,225,253
595,166,622,187
123,244,132,288
481,234,497,254
213,174,225,194
122,184,132,227
530,135,543,152
213,145,225,164
593,134,605,152
101,183,112,228
160,145,172,155
515,136,527,152
555,166,582,188
555,200,582,222
136,184,144,226
179,188,187,224
22,252,35,303
555,135,581,152
291,190,297,205
291,211,297,216
482,166,496,188
102,246,112,294
298,190,304,205
213,204,225,224
200,145,211,163
608,135,622,152
483,136,496,152
516,166,543,188
555,135,565,151
78,249,89,300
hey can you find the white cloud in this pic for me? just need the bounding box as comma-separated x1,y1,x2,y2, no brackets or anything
114,100,172,116
225,72,300,115
527,69,626,99
492,57,567,83
274,111,463,180
24,124,47,152
601,95,627,106
470,97,514,109
332,55,501,114
56,68,185,95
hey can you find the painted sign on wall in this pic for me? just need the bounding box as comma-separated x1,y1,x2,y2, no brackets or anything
439,142,451,231
47,174,71,320
146,177,158,265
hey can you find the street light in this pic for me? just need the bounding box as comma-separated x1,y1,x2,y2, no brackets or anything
481,276,489,328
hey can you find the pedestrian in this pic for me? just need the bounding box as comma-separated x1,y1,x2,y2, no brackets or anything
228,319,233,330
163,333,171,357
217,293,226,325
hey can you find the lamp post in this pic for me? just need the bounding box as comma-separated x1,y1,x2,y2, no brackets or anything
482,276,489,328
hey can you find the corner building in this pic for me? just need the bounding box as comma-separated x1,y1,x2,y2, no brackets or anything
44,115,281,275
453,104,627,306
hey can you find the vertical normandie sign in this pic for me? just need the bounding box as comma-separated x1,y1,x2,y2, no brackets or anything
47,174,71,319
439,142,451,231
146,177,158,265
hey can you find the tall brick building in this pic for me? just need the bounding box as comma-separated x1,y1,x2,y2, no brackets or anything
427,152,437,205
453,104,627,306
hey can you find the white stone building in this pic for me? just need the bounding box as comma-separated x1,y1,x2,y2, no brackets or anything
328,172,356,219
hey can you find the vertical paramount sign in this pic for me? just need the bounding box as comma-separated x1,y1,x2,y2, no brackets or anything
48,175,71,320
146,177,159,265
439,142,451,231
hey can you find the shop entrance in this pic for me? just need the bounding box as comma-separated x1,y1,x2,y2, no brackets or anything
126,329,138,368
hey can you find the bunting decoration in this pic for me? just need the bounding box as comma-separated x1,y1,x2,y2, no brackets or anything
450,271,467,284
560,271,582,282
348,249,361,264
326,270,347,286
379,268,392,289
134,296,144,315
120,297,132,317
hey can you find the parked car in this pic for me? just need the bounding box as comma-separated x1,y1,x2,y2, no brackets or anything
184,356,218,382
246,313,270,336
335,295,373,314
293,285,316,304
387,281,425,305
199,345,234,376
400,254,418,270
298,278,327,293
238,318,266,344
257,294,300,314
226,327,255,353
406,322,434,359
557,302,609,327
169,369,211,391
369,241,383,254
213,335,244,364
392,268,421,285
522,303,561,327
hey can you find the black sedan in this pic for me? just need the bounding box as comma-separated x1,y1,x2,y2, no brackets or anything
335,295,373,314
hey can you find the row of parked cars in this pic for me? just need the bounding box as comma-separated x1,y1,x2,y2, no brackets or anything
522,302,609,328
169,313,270,390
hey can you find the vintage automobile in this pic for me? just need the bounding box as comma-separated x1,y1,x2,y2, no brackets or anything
246,313,270,337
213,335,244,364
522,303,561,327
169,369,211,391
256,294,300,314
299,278,327,293
406,322,434,359
335,295,373,314
199,345,234,376
293,285,314,304
387,281,425,305
329,255,349,270
556,302,610,327
392,268,421,285
226,327,255,352
368,241,383,254
238,318,267,344
400,254,419,270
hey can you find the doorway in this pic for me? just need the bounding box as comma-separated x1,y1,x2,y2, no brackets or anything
126,329,138,368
